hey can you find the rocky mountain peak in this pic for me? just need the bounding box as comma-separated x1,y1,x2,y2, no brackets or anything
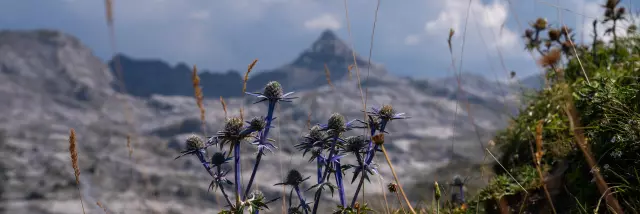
308,29,352,57
0,30,114,107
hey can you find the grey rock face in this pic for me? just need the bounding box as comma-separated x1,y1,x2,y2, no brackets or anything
0,29,526,214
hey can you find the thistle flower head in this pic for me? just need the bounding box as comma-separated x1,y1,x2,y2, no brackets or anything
524,29,534,39
247,116,267,132
216,116,246,152
328,113,346,131
366,105,407,123
533,18,548,31
387,183,398,193
275,169,309,187
210,152,232,167
246,81,297,104
224,117,244,135
308,125,325,141
452,175,464,187
343,135,367,154
548,28,561,41
264,81,283,99
372,134,385,146
186,135,205,151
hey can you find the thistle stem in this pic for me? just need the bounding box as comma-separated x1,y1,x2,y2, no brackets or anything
217,167,234,209
196,151,214,177
335,161,346,207
244,152,263,200
234,143,242,206
351,124,383,206
295,186,309,214
312,135,340,214
316,158,322,184
243,101,276,200
381,145,416,214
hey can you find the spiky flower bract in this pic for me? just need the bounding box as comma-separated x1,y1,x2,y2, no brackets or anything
217,117,245,153
245,81,297,104
210,152,232,168
186,135,205,151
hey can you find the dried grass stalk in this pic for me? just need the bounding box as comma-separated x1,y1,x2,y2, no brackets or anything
192,65,207,135
68,129,86,214
96,201,108,213
243,59,258,94
104,0,113,25
324,63,334,90
220,96,228,119
534,120,557,214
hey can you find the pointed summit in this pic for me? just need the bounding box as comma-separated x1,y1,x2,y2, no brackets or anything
306,29,352,57
292,29,366,68
318,29,340,41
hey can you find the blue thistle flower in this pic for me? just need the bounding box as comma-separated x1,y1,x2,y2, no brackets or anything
244,81,297,202
245,81,297,104
175,135,216,176
275,170,311,214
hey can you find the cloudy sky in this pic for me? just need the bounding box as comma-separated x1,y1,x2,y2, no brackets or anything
1,0,638,79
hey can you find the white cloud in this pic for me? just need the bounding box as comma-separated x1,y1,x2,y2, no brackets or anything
424,0,519,50
188,10,210,20
304,14,342,30
404,34,421,45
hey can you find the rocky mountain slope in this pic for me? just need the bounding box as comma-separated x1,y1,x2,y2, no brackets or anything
0,29,528,214
109,30,386,99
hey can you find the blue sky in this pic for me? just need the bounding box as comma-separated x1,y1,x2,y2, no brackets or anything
1,0,638,79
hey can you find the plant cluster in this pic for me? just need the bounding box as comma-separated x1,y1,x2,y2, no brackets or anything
176,80,413,213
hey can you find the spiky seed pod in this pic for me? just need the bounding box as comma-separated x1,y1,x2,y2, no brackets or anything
248,117,266,132
327,113,347,132
372,134,385,146
285,169,304,186
186,135,205,151
533,18,548,31
524,29,534,39
434,181,441,200
510,71,516,79
379,105,396,121
387,183,398,193
309,125,325,140
617,7,625,16
452,175,464,186
210,152,229,167
224,117,244,136
548,29,561,41
264,81,283,99
344,135,367,154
